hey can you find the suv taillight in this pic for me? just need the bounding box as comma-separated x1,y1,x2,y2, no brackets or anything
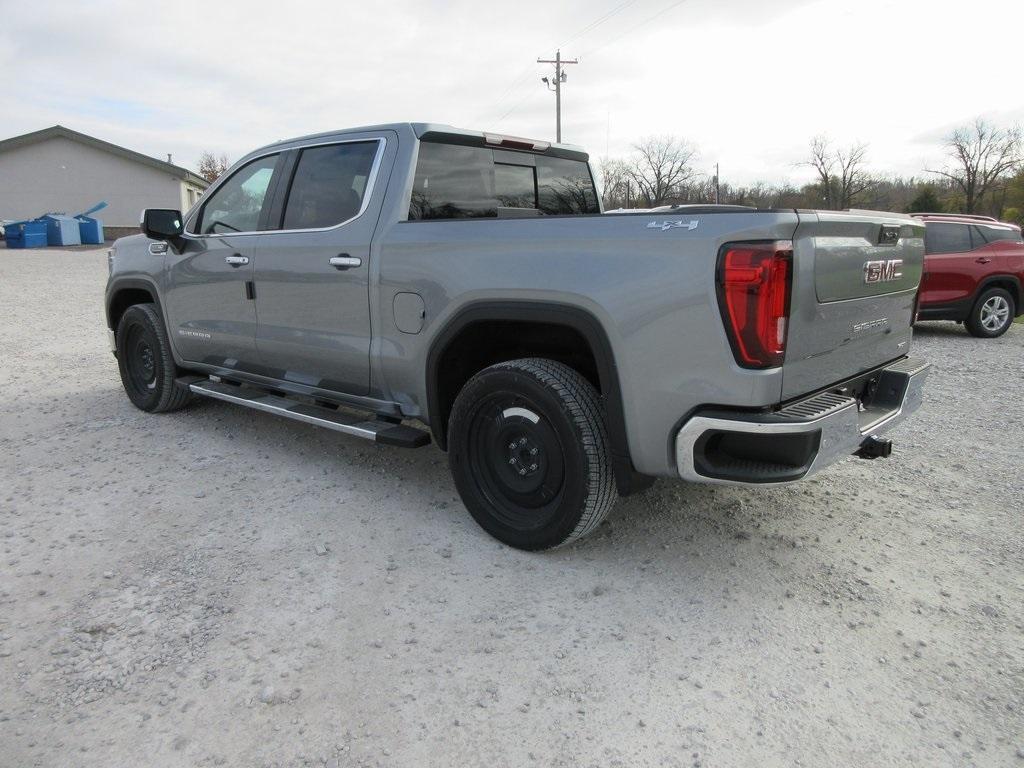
716,240,793,369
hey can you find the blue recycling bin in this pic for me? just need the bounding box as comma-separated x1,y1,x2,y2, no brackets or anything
76,215,104,244
41,214,82,246
5,220,49,249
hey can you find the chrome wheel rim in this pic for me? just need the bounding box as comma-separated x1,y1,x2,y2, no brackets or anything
980,296,1010,331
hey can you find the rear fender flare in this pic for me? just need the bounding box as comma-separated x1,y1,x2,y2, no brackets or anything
974,274,1022,313
425,300,636,493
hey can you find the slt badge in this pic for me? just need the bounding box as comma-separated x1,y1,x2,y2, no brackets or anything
647,219,699,232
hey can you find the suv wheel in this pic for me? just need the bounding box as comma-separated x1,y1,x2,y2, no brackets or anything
447,358,615,550
116,303,192,412
965,287,1015,338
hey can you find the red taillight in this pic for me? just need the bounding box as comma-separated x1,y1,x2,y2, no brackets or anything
717,241,793,369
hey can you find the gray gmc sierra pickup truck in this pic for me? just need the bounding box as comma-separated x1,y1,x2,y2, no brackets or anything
105,122,930,550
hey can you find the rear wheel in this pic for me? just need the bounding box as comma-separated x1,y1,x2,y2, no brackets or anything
965,287,1015,338
447,359,615,550
116,303,192,412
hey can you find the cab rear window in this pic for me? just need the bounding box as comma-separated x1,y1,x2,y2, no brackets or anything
409,142,599,220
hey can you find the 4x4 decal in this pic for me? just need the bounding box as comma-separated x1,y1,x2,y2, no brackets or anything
646,219,699,232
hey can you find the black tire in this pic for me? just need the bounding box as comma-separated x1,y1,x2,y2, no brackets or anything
115,303,192,412
447,358,615,550
965,287,1015,338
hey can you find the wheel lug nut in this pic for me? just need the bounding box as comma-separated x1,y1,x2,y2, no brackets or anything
519,468,527,475
529,448,538,455
508,442,516,450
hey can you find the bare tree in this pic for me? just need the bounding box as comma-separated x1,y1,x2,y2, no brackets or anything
626,136,698,207
725,181,802,209
597,157,631,209
927,119,1022,213
198,151,231,183
806,136,836,209
804,136,873,210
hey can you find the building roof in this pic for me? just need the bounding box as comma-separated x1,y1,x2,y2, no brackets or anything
0,125,209,188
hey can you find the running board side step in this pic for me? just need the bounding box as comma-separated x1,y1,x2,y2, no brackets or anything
183,378,430,448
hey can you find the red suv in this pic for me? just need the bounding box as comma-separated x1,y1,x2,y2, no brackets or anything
913,213,1024,337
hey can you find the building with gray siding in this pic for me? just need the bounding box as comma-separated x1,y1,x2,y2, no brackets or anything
0,126,208,239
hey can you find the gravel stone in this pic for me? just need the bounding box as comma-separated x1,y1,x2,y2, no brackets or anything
1,248,1021,766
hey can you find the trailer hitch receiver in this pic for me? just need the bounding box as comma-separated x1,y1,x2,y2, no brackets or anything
855,434,892,460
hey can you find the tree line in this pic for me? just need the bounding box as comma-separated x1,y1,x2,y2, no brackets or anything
598,118,1024,224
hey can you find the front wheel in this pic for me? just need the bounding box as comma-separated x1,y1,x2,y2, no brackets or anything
965,287,1015,338
116,303,192,412
447,359,616,551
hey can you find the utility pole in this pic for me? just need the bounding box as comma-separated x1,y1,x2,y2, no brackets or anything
538,50,578,143
714,163,720,204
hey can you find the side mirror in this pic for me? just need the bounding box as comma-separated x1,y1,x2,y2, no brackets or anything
141,208,183,241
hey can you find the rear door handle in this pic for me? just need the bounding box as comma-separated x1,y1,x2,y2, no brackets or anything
975,257,991,264
225,255,249,266
329,255,362,269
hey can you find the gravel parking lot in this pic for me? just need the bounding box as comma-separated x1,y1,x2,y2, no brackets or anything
2,246,1023,767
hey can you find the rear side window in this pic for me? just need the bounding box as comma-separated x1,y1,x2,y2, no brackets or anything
282,141,379,230
973,224,1023,245
197,154,278,234
409,142,599,220
924,222,972,254
409,144,497,219
537,156,600,215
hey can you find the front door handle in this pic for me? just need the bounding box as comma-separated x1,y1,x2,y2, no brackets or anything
329,255,362,270
225,255,249,266
975,257,992,264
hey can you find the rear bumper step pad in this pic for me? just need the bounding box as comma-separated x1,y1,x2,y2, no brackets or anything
674,357,930,485
184,378,430,448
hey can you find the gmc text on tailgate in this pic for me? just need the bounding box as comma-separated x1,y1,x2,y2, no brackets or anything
105,123,930,550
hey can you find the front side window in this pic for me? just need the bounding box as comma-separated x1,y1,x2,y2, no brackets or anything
924,222,972,255
197,154,278,234
282,142,379,230
408,142,600,220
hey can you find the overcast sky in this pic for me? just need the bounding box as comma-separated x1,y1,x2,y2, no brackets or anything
2,0,1022,187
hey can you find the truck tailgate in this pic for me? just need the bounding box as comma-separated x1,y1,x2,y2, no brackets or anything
782,211,925,400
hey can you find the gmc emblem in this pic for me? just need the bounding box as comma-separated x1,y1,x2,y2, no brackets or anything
863,258,903,284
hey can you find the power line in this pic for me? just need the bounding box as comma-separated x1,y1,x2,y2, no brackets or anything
495,86,542,126
477,61,544,122
579,0,692,58
532,0,690,141
556,0,641,49
478,0,643,125
493,0,692,133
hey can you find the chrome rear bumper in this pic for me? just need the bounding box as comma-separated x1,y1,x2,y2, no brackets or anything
675,358,930,485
